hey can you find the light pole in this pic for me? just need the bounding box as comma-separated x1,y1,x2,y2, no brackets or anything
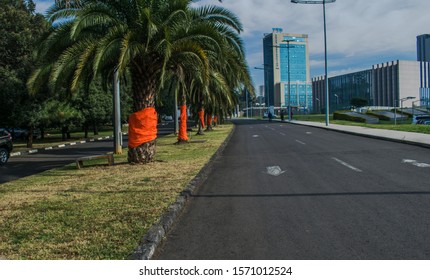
315,97,321,113
113,70,122,154
292,0,336,126
254,65,270,112
334,93,339,110
400,96,415,121
412,99,421,117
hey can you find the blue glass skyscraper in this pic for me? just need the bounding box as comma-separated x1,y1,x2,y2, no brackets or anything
263,28,312,112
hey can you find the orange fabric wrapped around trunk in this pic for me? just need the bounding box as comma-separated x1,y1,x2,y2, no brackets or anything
207,115,213,127
213,116,218,124
128,107,158,148
198,110,205,129
178,105,189,141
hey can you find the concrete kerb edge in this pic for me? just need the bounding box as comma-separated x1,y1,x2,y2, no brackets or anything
288,121,430,149
9,135,121,157
130,124,236,260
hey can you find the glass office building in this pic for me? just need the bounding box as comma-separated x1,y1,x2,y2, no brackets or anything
263,28,312,111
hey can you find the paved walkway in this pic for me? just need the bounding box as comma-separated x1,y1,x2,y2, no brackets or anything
289,120,430,148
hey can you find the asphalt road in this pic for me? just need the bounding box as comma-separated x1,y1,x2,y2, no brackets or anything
155,119,430,260
0,138,120,184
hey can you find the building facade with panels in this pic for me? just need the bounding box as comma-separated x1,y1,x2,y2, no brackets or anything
263,28,312,111
417,34,430,107
312,61,424,113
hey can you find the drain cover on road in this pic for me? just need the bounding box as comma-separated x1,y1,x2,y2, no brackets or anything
265,166,286,176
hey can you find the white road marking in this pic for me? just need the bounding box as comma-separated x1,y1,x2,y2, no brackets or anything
252,135,259,138
402,159,430,168
280,132,286,136
265,166,286,176
332,157,363,172
306,132,312,135
296,140,306,145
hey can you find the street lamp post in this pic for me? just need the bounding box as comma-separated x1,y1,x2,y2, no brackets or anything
334,93,339,110
395,96,415,125
291,0,336,126
254,65,270,113
113,70,122,154
400,96,415,121
412,99,421,116
315,97,321,113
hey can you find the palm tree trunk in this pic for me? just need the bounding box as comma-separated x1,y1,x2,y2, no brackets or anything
177,93,189,144
196,106,205,135
127,70,158,164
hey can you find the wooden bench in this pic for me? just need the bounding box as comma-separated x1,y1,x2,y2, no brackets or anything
76,153,114,169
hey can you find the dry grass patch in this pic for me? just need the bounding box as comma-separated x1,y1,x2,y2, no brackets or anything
0,124,233,259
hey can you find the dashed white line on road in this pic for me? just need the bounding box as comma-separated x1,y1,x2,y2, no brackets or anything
280,132,286,136
295,140,306,145
306,132,312,135
252,135,259,138
332,157,363,172
402,159,430,168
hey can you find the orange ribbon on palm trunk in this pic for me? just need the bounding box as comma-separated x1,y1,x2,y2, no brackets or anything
198,110,205,129
178,105,189,141
128,107,158,148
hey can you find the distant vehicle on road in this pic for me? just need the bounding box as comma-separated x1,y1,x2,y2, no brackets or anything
5,127,41,139
412,115,430,124
164,115,173,121
0,128,13,165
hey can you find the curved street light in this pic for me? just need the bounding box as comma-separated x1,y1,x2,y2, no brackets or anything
291,0,336,126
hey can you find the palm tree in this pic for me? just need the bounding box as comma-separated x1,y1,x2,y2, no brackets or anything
29,0,251,163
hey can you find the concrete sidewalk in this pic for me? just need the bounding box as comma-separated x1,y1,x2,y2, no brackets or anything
289,120,430,148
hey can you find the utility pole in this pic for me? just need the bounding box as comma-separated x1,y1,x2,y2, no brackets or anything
113,70,122,154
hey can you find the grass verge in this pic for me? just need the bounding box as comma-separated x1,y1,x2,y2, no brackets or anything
0,124,233,260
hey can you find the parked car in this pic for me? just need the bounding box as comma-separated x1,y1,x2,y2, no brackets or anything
7,127,28,139
6,127,41,139
412,115,430,124
0,128,13,165
163,115,173,121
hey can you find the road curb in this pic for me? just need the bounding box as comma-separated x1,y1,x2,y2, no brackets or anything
129,124,236,260
9,134,128,157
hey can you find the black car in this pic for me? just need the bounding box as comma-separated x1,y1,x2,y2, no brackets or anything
0,128,13,164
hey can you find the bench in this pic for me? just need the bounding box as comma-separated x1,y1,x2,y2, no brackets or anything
76,153,114,169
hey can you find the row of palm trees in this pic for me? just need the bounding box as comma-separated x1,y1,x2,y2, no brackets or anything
28,0,253,164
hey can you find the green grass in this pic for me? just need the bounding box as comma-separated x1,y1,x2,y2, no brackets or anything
0,124,233,260
293,114,430,134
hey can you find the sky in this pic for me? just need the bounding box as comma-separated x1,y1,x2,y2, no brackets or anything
34,0,430,93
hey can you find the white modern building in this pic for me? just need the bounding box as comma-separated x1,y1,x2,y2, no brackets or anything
312,60,427,112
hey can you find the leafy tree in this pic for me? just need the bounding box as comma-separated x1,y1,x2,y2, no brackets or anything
0,0,49,147
29,0,251,164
